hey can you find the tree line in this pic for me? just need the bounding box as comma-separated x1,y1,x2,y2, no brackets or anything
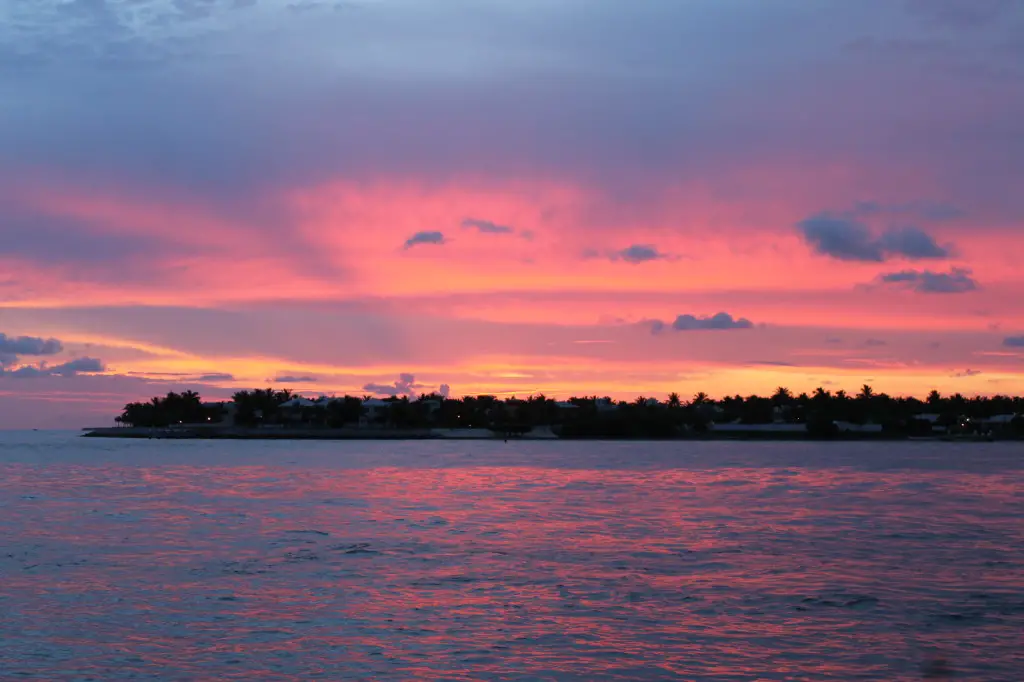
117,385,1024,437
117,390,211,428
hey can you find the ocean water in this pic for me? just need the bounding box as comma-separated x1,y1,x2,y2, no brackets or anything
1,432,1022,680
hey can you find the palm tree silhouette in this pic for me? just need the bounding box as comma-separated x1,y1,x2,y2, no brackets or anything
772,386,793,404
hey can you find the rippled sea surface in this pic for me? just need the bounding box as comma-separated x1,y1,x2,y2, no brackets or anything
2,433,1023,680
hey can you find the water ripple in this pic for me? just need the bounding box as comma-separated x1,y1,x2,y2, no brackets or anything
0,434,1022,679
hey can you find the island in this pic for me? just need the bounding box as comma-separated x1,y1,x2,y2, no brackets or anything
83,387,1024,441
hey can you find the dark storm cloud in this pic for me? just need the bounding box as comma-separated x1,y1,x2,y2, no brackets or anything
878,268,978,294
797,216,951,262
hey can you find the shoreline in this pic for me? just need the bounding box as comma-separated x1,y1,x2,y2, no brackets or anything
80,426,1002,442
83,426,552,441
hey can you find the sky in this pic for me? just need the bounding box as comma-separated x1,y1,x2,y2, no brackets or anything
2,0,1024,427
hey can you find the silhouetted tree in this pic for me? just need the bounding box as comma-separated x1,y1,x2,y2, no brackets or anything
117,383,1024,440
118,391,210,427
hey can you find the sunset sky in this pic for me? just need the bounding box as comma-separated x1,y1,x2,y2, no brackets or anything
2,0,1023,427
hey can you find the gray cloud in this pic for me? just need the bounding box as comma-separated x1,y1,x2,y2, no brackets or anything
797,216,950,262
1003,336,1024,347
673,313,754,331
609,244,672,264
878,267,978,293
460,218,536,242
403,231,446,249
197,373,234,382
877,227,950,259
952,368,982,377
461,218,513,235
363,372,424,397
863,338,888,347
0,333,63,356
4,357,105,378
50,357,105,376
798,216,884,261
650,312,754,334
273,375,317,383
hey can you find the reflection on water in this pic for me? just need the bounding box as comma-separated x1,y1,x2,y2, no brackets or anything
1,433,1023,680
